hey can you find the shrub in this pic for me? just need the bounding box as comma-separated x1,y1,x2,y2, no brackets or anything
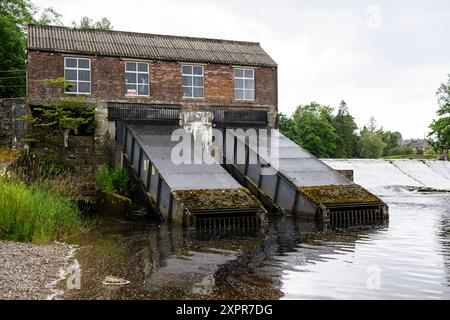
423,149,437,159
0,178,81,243
96,167,133,197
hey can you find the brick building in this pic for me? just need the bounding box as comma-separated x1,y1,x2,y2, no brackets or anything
27,25,278,126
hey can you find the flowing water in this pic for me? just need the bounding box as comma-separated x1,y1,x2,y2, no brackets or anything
60,160,450,300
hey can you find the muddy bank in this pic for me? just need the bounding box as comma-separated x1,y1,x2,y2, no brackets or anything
0,240,75,300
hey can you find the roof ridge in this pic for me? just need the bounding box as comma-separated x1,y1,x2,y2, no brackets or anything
27,24,261,46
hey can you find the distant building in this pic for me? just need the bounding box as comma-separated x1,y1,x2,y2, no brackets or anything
402,139,430,153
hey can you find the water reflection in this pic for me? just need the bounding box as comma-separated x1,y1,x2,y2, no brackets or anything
61,190,450,300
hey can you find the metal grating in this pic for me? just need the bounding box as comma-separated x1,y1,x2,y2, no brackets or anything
328,207,383,227
108,103,180,121
195,213,261,231
214,109,268,124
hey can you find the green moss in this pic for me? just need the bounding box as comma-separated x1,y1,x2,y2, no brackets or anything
174,188,262,212
299,184,381,206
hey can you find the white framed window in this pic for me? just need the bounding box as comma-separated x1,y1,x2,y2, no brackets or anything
234,68,255,101
182,65,204,98
125,61,149,96
64,57,91,94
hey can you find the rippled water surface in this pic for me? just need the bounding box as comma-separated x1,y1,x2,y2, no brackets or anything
60,185,449,300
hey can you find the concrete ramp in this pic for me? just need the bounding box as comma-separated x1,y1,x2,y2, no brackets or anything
323,159,450,191
218,127,388,225
117,121,266,229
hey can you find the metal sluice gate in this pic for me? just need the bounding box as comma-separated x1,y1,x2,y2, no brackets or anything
214,110,389,226
116,120,266,230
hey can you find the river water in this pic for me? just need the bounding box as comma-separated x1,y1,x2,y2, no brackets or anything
60,160,450,300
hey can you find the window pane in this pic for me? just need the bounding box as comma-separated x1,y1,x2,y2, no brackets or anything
125,84,137,95
138,73,148,84
244,69,254,78
65,58,77,68
234,68,243,78
65,82,77,93
193,66,203,75
235,89,244,100
235,79,243,90
138,63,148,72
193,87,203,97
182,75,192,86
193,76,203,87
78,59,90,69
244,79,254,90
126,62,136,72
183,87,192,97
125,72,137,84
182,65,192,75
245,89,255,100
138,84,149,96
65,69,77,81
79,82,90,93
78,70,90,81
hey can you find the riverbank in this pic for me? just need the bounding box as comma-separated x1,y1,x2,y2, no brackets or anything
0,240,75,300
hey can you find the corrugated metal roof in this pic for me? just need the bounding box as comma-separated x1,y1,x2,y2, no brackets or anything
28,25,277,68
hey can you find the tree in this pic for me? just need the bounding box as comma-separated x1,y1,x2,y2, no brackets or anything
0,14,27,98
291,102,338,158
358,118,386,158
35,7,63,26
72,16,113,30
332,100,358,158
26,78,96,148
278,112,300,145
0,0,35,30
428,75,450,160
380,130,402,156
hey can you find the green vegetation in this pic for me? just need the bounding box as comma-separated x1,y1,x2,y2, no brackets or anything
0,0,113,99
72,17,113,30
279,102,434,159
96,167,133,197
0,178,81,243
428,75,450,160
25,78,97,147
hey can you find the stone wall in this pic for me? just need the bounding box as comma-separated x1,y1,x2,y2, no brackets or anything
0,99,29,147
0,100,12,146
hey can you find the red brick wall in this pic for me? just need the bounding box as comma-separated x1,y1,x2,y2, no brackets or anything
27,51,277,110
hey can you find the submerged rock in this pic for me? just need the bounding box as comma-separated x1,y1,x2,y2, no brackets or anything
96,192,132,217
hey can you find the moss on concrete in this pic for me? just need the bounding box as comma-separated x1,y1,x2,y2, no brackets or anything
299,184,381,206
174,188,262,212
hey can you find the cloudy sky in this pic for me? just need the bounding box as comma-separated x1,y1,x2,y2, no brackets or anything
33,0,450,138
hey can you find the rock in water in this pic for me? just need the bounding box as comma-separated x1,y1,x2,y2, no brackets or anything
103,276,130,286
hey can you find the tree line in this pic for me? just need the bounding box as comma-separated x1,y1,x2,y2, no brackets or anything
279,86,449,160
0,0,113,99
278,100,408,159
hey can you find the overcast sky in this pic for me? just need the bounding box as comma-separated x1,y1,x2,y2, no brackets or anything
33,0,450,139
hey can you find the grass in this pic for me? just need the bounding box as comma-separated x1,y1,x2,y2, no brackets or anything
96,167,133,197
0,178,81,243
